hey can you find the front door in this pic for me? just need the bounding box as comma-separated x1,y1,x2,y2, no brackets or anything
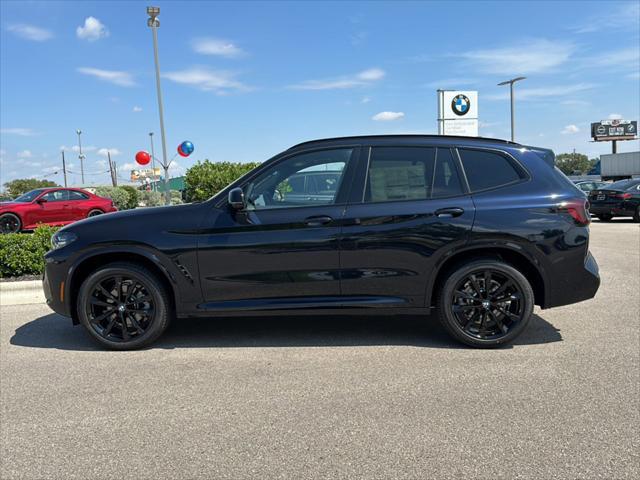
33,189,70,225
197,147,359,311
339,145,475,307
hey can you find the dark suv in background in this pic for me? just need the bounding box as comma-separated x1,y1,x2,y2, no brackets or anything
43,135,600,349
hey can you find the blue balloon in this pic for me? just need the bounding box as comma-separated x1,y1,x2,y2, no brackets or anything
179,141,194,156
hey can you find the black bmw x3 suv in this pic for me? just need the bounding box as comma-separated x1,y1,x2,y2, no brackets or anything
43,135,600,349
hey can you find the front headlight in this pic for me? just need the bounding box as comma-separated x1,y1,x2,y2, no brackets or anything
51,231,77,250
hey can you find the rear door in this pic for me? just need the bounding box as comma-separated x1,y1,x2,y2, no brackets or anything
66,190,91,219
339,145,475,307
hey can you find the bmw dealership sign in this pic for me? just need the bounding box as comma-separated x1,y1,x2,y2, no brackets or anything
437,90,479,136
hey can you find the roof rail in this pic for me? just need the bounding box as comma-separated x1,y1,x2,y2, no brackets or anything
289,134,521,150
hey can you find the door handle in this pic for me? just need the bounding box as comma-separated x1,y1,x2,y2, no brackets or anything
434,207,464,218
304,215,333,227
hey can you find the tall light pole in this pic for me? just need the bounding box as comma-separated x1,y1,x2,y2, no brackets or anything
147,6,171,205
497,76,526,142
149,132,157,192
76,129,85,184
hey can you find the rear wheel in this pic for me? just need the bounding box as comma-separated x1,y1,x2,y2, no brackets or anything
76,262,172,350
87,209,104,218
0,213,21,234
597,214,613,222
437,260,534,348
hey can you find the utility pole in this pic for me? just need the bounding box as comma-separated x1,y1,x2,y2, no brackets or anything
61,150,68,187
149,132,157,192
107,151,117,187
76,129,85,184
497,77,526,142
147,6,171,205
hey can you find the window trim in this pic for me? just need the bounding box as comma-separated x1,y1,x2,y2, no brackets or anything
352,144,468,206
456,146,530,194
215,145,361,212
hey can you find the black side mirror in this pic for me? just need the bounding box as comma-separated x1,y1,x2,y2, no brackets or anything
228,187,245,210
36,197,48,204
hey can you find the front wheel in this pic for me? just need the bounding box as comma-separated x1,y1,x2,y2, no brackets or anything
0,213,21,234
437,260,534,348
76,262,172,350
597,214,613,222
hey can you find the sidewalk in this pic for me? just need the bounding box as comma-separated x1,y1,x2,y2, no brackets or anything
0,280,45,306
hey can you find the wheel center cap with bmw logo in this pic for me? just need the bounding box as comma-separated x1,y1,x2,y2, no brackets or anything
451,94,471,116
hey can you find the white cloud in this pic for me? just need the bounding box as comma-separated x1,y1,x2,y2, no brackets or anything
361,97,371,104
17,150,33,158
608,113,623,120
289,68,385,90
0,127,38,136
77,67,136,87
7,24,53,41
76,17,109,42
460,39,574,75
571,3,640,33
586,47,640,68
372,111,405,121
163,67,250,94
191,37,245,57
97,148,122,157
423,78,476,88
561,124,580,135
132,106,143,112
60,145,97,153
485,83,595,101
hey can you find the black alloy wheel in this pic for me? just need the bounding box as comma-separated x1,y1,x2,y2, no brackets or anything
77,262,171,349
437,260,534,347
0,213,21,234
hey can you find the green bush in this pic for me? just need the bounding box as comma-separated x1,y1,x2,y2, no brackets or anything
0,225,58,277
94,186,138,210
184,160,261,202
139,190,163,207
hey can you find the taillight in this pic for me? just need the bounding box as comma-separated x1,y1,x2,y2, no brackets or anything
557,198,590,226
615,193,632,200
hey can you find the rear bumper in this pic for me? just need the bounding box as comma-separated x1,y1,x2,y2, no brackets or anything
590,203,635,217
543,251,600,308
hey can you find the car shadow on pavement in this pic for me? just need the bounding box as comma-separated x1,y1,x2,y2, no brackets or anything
10,312,561,351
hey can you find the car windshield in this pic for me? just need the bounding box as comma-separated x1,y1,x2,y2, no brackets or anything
13,189,45,202
607,179,640,191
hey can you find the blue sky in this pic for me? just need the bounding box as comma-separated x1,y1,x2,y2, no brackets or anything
1,0,639,187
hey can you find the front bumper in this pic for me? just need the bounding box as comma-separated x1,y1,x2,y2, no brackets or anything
43,255,71,318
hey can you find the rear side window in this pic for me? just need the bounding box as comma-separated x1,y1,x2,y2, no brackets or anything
459,149,522,192
364,147,464,202
68,190,89,200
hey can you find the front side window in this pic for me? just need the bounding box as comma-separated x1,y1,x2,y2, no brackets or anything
459,149,523,192
364,147,463,203
245,148,353,209
41,190,68,202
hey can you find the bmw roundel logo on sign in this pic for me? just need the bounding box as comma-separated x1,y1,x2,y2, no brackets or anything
451,94,471,116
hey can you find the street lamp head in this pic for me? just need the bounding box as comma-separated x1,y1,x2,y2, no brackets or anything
76,129,82,135
147,6,160,27
497,76,527,86
149,132,154,136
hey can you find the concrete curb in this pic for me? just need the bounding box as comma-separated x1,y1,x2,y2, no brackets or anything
0,280,45,306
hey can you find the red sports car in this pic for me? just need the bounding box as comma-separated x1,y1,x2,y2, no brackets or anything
0,188,117,233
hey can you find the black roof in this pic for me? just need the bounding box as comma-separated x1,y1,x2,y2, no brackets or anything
289,134,521,150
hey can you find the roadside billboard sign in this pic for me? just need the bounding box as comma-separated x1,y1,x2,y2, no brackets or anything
591,119,637,141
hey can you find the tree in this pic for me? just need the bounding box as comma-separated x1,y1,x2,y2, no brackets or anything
184,160,261,202
3,178,59,197
554,152,594,175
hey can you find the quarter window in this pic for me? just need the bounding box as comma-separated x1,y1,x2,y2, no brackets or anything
364,147,463,202
245,148,353,209
459,149,522,191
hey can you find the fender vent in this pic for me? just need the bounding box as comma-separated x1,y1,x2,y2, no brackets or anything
174,259,194,283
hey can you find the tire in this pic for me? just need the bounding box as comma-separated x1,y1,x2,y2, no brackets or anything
76,262,172,350
0,213,21,234
436,260,534,348
633,206,640,223
87,209,104,218
597,214,613,222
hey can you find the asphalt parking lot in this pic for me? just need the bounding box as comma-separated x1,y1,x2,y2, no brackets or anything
1,220,638,479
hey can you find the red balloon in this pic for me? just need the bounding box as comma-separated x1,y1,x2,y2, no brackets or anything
136,151,151,165
177,145,188,157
